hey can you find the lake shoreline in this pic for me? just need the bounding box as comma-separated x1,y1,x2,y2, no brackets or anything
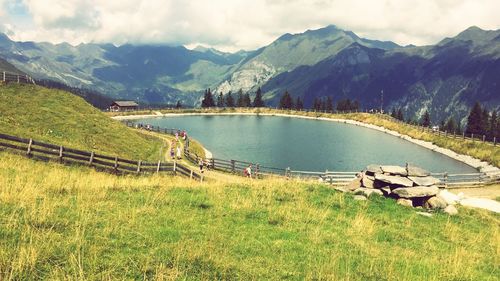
112,112,500,177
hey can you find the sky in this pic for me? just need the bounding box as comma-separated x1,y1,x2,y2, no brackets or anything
0,0,499,52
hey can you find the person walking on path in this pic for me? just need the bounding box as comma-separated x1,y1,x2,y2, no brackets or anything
176,145,182,160
245,164,252,178
198,158,204,173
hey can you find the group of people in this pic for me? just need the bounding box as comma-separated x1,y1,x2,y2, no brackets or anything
170,139,182,160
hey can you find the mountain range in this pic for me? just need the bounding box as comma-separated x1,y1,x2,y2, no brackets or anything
0,25,499,122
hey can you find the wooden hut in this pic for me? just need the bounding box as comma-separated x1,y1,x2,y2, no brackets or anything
109,101,139,112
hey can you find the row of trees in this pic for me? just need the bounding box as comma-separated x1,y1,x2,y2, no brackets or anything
389,102,499,139
279,91,361,112
201,88,265,108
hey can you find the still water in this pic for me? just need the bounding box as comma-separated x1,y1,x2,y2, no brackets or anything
137,115,476,173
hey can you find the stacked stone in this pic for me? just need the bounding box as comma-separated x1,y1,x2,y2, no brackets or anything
346,163,458,215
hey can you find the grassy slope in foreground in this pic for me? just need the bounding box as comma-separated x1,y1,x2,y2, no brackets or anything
0,84,163,161
1,152,498,280
108,108,500,168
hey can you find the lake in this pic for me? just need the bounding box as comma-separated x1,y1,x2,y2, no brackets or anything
136,115,476,173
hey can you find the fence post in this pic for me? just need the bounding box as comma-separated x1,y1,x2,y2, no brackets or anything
256,163,260,178
444,172,448,188
137,160,142,173
494,137,496,146
286,167,291,178
26,138,33,156
173,161,177,175
2,71,5,82
156,160,161,173
231,160,235,173
211,158,215,170
471,133,474,142
463,131,465,139
17,75,19,83
190,169,193,179
114,156,119,172
89,151,94,165
482,135,485,142
59,145,63,162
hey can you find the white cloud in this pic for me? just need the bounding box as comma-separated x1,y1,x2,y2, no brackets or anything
2,0,500,51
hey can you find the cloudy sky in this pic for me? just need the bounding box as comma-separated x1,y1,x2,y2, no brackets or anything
1,0,499,52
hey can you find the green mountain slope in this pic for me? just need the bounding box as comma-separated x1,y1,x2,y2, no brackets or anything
0,84,163,161
0,57,24,74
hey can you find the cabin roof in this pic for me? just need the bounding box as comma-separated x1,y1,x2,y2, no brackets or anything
111,101,139,107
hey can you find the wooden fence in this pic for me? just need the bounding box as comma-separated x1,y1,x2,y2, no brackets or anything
0,132,203,181
123,121,498,186
1,71,36,85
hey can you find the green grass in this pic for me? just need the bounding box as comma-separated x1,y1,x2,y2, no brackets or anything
108,108,500,167
0,84,164,161
0,152,498,280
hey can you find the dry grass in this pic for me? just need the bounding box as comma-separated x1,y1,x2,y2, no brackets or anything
0,151,499,280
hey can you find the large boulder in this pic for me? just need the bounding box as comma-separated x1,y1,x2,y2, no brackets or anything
365,164,382,175
406,163,431,177
380,165,408,176
443,205,458,216
408,176,441,186
346,178,362,191
423,196,448,209
437,190,461,205
354,188,383,198
392,186,440,198
374,174,414,187
397,198,413,207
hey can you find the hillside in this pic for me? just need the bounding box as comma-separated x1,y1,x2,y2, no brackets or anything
0,56,24,74
0,84,163,161
0,151,498,279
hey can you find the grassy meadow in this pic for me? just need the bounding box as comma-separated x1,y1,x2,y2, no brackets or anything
108,108,500,168
0,151,499,280
0,84,163,161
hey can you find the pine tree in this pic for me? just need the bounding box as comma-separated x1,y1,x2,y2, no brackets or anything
242,93,251,107
481,108,490,136
466,102,483,135
352,100,360,111
236,89,244,107
225,91,234,107
175,100,182,109
295,96,303,110
216,92,225,107
253,87,265,107
444,117,457,133
325,96,334,112
201,88,215,108
313,98,321,111
397,108,404,121
421,110,431,127
279,91,294,109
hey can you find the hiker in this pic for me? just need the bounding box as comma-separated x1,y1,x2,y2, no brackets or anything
170,146,175,159
176,146,182,159
245,164,252,178
198,158,204,173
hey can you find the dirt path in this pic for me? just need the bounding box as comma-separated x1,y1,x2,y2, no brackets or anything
450,185,500,199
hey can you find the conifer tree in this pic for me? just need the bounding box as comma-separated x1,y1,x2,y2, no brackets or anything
466,102,483,135
313,97,321,111
295,96,303,110
253,87,265,107
216,92,225,107
444,117,457,133
243,93,251,107
421,110,431,127
201,88,215,108
225,91,235,107
391,108,397,119
397,108,404,121
175,100,182,109
236,89,244,107
490,111,498,138
325,96,334,112
279,91,294,109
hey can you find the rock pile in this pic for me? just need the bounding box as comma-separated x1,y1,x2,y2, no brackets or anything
345,163,458,215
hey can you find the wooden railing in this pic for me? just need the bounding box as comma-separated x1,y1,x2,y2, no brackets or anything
0,132,203,181
1,71,36,85
123,121,498,186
